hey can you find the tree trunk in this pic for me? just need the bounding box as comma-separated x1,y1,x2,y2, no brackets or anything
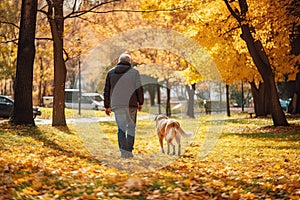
38,57,43,106
289,70,300,114
226,84,230,117
10,0,37,126
186,84,195,118
166,80,171,117
157,83,161,114
289,25,300,114
146,84,156,106
241,81,244,112
250,82,259,115
224,0,288,126
48,0,67,126
240,24,288,126
249,82,271,116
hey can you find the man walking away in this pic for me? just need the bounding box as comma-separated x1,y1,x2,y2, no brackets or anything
103,53,144,158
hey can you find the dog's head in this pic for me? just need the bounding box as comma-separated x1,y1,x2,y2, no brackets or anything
154,114,168,122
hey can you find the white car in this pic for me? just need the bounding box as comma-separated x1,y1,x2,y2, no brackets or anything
65,92,105,110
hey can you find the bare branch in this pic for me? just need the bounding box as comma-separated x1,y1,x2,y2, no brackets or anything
64,0,121,19
37,8,48,15
36,37,53,41
0,21,19,29
38,0,189,23
0,38,18,45
46,0,53,19
39,4,48,10
224,0,242,23
77,16,97,24
86,7,188,14
64,48,69,62
72,0,80,14
239,0,248,17
220,25,240,37
65,1,190,19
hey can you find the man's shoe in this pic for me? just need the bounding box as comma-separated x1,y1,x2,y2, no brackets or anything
121,151,128,158
121,151,133,158
127,152,133,158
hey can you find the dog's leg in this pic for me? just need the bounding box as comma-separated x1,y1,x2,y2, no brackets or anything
159,137,165,154
175,133,181,156
172,143,175,155
167,143,170,154
168,141,175,155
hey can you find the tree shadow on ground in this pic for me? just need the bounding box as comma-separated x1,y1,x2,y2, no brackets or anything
1,122,103,165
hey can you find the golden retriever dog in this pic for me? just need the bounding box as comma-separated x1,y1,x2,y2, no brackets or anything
154,114,193,156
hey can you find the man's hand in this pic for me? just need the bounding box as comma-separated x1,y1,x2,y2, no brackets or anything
138,105,142,111
105,108,111,116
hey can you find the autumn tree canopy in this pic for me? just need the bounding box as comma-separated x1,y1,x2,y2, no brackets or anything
1,0,300,124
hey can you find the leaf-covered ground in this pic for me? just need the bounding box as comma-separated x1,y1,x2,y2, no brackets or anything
1,114,300,199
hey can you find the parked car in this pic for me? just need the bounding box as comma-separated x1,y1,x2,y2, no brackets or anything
81,93,105,110
279,98,292,112
65,92,105,110
0,95,41,119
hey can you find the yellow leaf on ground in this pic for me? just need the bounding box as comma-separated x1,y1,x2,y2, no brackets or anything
183,179,191,187
22,187,39,195
274,163,281,170
53,190,64,195
124,177,143,190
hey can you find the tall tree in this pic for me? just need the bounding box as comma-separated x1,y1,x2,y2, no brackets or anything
39,0,121,126
288,1,300,114
140,0,298,120
179,63,203,118
45,0,67,126
185,84,196,118
10,0,38,125
224,0,288,126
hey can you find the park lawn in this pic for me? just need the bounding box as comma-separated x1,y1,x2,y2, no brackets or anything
37,107,109,119
37,107,149,119
0,114,300,199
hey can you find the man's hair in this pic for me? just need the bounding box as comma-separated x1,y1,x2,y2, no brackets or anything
118,53,131,63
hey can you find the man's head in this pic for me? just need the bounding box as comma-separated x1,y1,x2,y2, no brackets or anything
118,53,131,63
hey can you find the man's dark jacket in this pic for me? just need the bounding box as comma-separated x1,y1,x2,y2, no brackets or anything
104,61,144,110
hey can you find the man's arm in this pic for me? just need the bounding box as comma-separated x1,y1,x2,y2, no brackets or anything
103,73,111,115
135,71,144,108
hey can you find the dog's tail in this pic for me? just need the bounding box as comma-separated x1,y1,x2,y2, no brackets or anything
176,125,193,138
